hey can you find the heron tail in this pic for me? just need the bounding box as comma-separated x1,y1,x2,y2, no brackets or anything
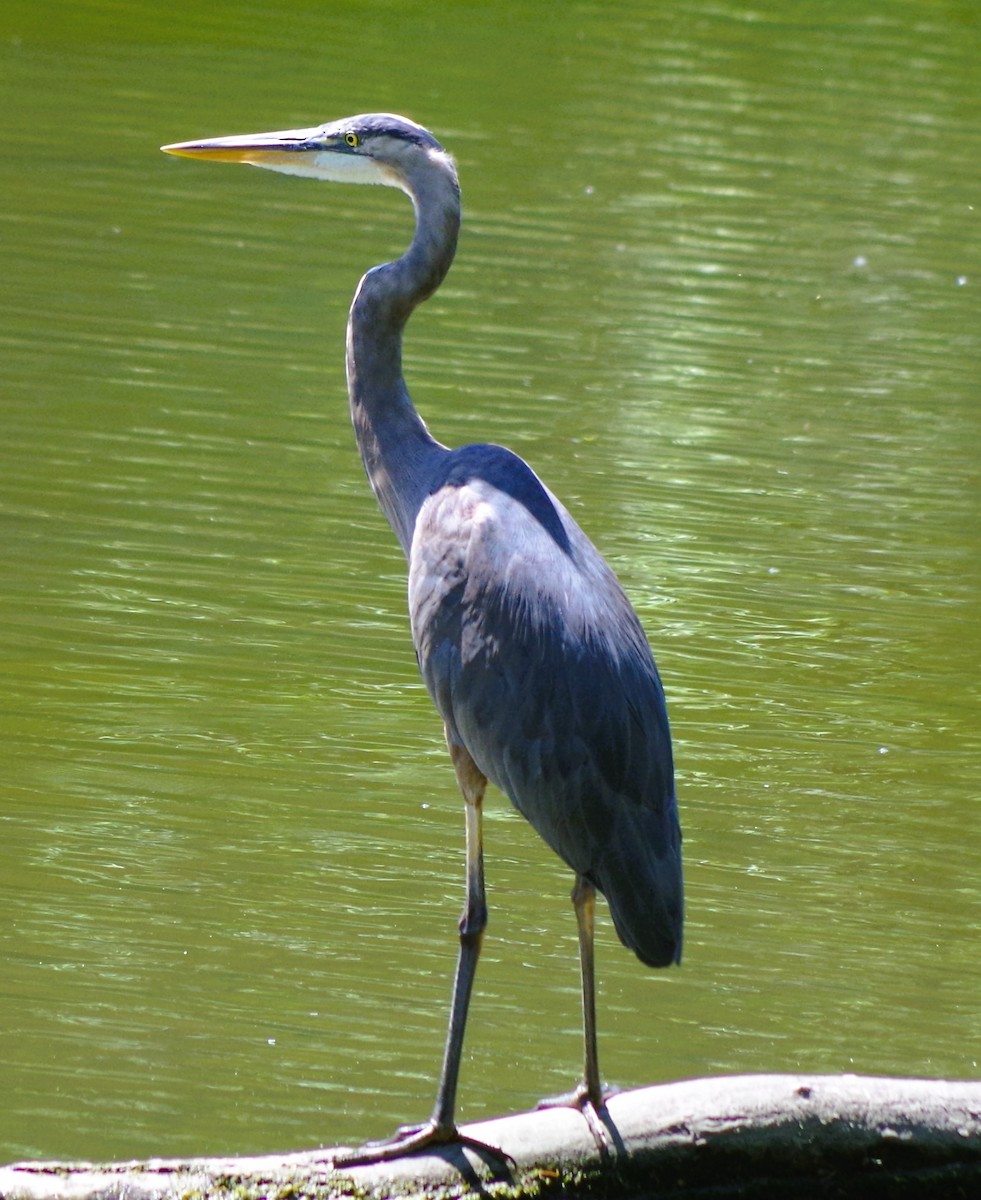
596,818,683,969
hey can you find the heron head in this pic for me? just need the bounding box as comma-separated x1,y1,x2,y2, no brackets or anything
161,112,452,195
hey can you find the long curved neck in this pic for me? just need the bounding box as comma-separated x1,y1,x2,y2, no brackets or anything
347,155,461,556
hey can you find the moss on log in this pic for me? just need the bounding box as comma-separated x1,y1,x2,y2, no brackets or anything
1,1074,979,1200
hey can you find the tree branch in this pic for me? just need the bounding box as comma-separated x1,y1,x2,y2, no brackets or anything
2,1074,979,1200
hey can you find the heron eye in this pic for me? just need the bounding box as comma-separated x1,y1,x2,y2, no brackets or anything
344,132,360,148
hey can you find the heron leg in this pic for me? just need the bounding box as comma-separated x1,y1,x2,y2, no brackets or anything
427,740,487,1133
573,874,603,1107
332,739,504,1167
536,874,616,1155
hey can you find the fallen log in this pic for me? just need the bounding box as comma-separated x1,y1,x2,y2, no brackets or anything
1,1074,979,1200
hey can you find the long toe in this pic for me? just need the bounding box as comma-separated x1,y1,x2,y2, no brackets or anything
330,1120,513,1169
536,1079,619,1111
331,1120,455,1166
536,1081,619,1158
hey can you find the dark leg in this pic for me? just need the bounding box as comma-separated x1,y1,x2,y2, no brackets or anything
537,874,615,1154
333,740,499,1166
426,741,488,1134
573,874,602,1107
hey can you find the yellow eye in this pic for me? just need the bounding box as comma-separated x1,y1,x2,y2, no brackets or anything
344,131,360,148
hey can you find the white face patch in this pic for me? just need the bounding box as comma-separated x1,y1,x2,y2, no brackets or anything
274,149,396,186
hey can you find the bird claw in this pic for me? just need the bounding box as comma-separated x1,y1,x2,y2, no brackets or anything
536,1081,620,1157
330,1119,514,1169
330,1120,449,1166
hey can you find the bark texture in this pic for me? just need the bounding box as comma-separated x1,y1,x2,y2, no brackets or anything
1,1074,979,1200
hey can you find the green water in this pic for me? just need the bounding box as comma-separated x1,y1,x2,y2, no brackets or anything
1,0,979,1164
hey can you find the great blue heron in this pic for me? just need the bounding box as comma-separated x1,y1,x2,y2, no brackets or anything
162,113,682,1163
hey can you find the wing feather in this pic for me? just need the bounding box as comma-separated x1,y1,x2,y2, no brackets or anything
409,444,682,967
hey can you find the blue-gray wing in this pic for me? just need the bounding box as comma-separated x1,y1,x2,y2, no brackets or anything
408,444,682,968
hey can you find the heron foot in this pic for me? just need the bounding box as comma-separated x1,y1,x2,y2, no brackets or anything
536,1080,620,1157
330,1119,513,1169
